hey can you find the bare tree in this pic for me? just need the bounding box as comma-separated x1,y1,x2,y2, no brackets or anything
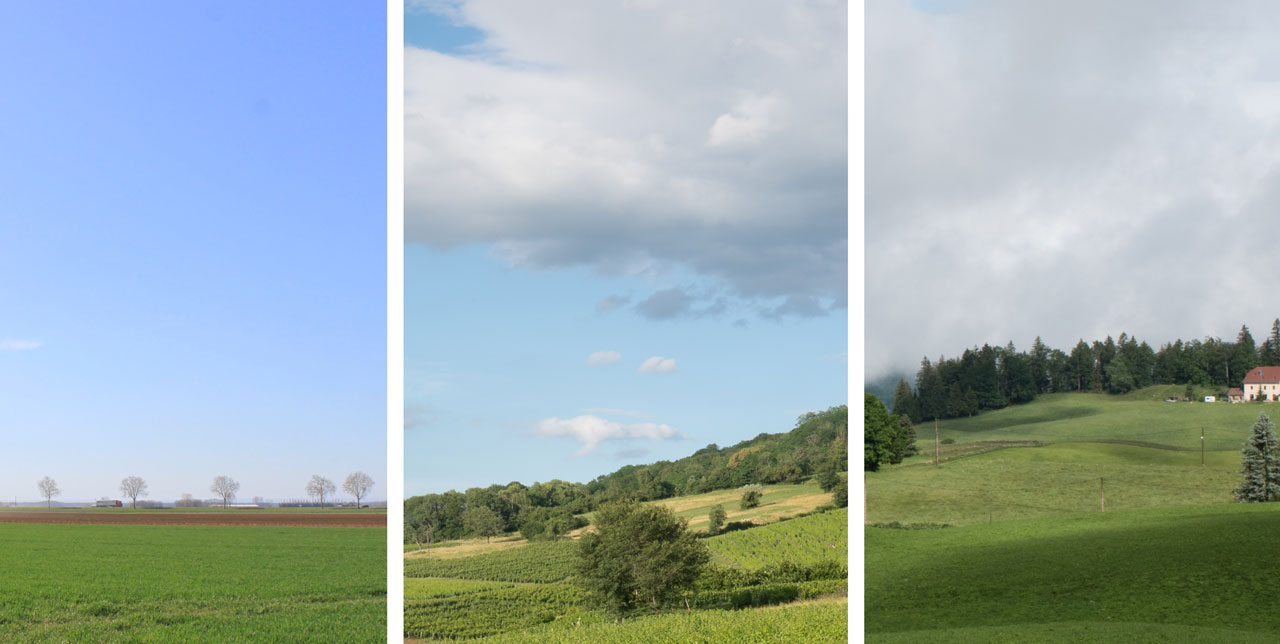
342,471,375,508
210,475,240,508
37,476,60,508
305,475,336,506
119,476,148,508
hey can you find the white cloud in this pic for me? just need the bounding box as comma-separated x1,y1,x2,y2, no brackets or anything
0,339,41,351
533,414,684,456
638,356,676,373
586,350,622,366
404,1,847,316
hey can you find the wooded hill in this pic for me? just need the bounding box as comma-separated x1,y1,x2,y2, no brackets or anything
890,319,1280,422
404,406,847,543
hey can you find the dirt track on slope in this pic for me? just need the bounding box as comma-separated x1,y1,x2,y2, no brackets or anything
0,511,385,528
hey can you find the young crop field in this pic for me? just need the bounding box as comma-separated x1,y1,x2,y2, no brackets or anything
0,522,385,643
706,507,847,569
457,597,848,643
865,503,1280,642
404,577,516,599
404,583,591,640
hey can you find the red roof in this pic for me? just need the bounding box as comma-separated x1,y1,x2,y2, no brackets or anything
1229,388,1244,395
1243,367,1280,384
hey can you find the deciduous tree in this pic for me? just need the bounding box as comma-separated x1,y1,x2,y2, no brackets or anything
306,475,336,506
464,505,503,543
343,471,375,507
37,476,59,508
708,504,727,535
119,476,147,508
575,499,709,614
210,475,240,508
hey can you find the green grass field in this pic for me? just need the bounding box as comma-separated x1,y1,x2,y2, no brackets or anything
865,503,1280,642
0,523,385,643
867,386,1280,642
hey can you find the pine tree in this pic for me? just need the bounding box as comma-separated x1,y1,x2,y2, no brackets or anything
1262,319,1280,366
1236,413,1280,503
891,378,919,423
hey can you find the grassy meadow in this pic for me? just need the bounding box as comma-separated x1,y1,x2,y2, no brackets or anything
0,523,385,643
866,386,1280,641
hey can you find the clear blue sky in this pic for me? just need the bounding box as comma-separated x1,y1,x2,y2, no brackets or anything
0,3,386,503
403,1,848,495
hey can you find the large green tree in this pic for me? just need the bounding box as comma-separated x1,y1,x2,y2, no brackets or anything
865,394,916,471
464,506,503,543
575,500,709,614
1236,413,1280,503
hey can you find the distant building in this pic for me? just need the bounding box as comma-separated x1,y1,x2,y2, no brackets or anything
1242,367,1280,401
95,499,122,507
1229,388,1245,403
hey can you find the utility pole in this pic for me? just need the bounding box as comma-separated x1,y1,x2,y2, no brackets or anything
1100,477,1106,512
935,418,940,466
1201,427,1205,466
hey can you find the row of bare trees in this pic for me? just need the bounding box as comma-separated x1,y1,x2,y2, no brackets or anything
31,472,375,508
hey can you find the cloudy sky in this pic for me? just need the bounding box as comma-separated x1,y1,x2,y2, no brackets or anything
404,0,847,495
868,0,1280,379
0,3,386,503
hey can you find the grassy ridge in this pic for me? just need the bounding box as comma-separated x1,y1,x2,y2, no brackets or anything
910,393,1270,456
0,523,385,643
868,442,1240,525
865,504,1280,641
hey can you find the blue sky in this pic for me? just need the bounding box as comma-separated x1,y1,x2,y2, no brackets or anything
0,3,386,503
403,1,847,495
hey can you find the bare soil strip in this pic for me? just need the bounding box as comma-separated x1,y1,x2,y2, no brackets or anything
0,511,385,528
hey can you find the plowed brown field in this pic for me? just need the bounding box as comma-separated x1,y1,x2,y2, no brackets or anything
0,511,384,527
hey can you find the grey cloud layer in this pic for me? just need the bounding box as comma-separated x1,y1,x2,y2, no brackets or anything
405,0,847,315
867,0,1280,376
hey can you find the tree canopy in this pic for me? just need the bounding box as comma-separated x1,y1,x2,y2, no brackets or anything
575,499,709,614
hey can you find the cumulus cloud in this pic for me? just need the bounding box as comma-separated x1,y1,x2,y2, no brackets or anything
0,339,41,351
534,414,684,456
586,350,622,366
638,356,677,373
867,0,1280,377
404,1,847,318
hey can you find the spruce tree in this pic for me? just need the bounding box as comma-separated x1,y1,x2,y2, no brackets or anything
1235,413,1280,503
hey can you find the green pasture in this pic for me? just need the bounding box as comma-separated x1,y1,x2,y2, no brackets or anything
868,442,1241,526
0,523,385,643
908,392,1273,456
865,503,1280,642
